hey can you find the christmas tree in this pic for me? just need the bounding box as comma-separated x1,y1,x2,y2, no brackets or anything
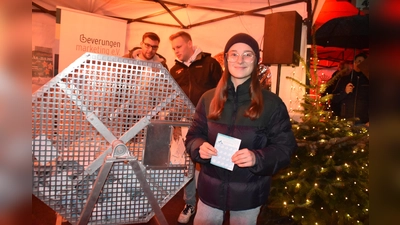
261,50,369,225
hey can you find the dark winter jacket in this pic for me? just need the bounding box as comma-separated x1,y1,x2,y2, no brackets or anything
170,52,222,106
185,78,297,211
332,70,369,124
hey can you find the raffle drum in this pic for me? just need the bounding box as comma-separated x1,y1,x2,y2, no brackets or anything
31,53,196,225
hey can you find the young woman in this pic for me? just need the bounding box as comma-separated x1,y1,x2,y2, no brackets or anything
185,33,297,225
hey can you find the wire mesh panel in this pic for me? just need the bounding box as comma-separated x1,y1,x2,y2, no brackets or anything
32,53,196,224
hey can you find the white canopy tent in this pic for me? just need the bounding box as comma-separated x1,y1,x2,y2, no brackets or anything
32,0,327,119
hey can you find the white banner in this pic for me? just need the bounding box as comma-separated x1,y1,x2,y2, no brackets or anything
56,6,126,72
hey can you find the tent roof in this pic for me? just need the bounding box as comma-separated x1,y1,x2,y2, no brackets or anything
32,0,367,67
32,0,310,29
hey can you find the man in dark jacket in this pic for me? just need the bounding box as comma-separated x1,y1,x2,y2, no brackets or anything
123,32,169,70
332,53,369,125
169,31,223,223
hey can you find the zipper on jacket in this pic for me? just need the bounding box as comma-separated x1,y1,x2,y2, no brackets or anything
228,89,239,136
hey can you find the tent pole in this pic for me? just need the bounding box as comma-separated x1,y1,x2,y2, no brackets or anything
276,64,282,96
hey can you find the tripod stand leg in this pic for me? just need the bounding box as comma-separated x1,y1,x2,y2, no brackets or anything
77,161,113,225
129,160,168,225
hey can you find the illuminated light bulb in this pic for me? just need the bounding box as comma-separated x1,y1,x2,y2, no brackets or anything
347,214,350,217
330,193,333,196
283,201,287,206
302,216,304,218
336,211,338,213
366,188,368,192
304,169,307,171
354,181,357,184
337,177,341,181
345,197,348,200
296,183,300,188
321,207,323,209
366,209,368,212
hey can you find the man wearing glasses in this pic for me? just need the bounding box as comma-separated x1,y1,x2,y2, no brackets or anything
169,31,223,224
123,32,169,69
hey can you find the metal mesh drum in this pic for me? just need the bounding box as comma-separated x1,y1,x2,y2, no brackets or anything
32,53,196,225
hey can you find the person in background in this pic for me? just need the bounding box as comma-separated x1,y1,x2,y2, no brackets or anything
169,31,223,223
322,61,351,116
332,53,369,126
123,32,168,69
185,33,297,225
324,61,352,95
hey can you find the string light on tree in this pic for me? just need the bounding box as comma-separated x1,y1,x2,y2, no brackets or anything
264,49,369,224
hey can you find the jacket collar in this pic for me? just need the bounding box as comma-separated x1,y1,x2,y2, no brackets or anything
227,78,251,102
174,51,212,66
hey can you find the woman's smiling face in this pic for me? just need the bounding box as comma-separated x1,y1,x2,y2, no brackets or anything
226,42,256,88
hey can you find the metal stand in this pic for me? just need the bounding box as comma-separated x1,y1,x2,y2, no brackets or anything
78,157,168,225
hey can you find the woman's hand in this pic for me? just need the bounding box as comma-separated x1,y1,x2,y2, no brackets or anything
199,142,217,159
232,148,256,167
